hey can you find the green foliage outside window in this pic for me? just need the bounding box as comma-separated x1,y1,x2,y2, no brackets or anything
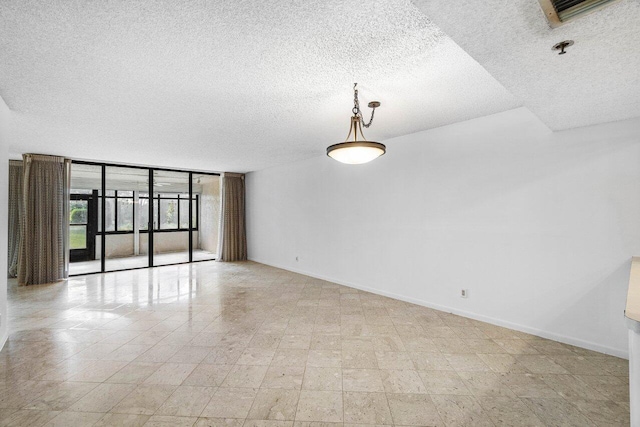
70,208,87,224
70,200,88,224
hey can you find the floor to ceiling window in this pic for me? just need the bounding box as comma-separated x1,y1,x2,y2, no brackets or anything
192,173,219,262
104,166,149,272
152,170,191,267
69,161,220,276
69,163,102,275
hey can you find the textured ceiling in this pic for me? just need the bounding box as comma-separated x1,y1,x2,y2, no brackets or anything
0,0,519,172
411,0,640,131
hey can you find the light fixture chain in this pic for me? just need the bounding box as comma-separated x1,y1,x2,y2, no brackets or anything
353,82,376,128
361,108,375,128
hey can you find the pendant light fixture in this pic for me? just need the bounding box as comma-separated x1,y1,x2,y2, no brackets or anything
326,83,385,164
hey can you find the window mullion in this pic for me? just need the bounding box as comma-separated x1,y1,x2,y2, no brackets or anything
177,194,181,231
114,191,118,232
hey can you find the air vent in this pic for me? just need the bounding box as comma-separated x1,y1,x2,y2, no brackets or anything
539,0,622,27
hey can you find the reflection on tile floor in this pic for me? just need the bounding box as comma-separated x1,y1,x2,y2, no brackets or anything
1,261,630,426
69,250,217,275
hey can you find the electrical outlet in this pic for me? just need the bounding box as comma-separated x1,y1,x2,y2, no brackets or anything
461,289,468,298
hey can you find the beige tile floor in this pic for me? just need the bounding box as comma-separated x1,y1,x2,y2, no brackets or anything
0,261,630,426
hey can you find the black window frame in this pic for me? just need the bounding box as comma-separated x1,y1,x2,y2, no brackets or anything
140,193,199,233
103,190,134,233
96,191,199,235
68,160,219,275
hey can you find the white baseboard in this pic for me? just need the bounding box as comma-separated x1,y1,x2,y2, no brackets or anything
249,257,629,359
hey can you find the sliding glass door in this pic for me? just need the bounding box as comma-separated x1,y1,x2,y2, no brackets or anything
104,166,149,272
68,161,220,275
152,170,190,266
69,163,102,275
192,173,220,261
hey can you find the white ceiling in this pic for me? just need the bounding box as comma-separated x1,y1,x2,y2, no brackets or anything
2,1,637,172
0,0,519,172
411,0,640,131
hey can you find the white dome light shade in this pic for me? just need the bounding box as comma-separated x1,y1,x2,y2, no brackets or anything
327,114,386,164
326,141,386,164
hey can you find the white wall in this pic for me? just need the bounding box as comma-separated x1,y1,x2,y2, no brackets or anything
246,107,640,358
0,96,10,350
140,231,196,255
95,231,197,259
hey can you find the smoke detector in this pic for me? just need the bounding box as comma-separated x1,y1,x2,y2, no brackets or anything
539,0,623,27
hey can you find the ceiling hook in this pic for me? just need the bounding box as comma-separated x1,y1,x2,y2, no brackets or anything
553,40,574,55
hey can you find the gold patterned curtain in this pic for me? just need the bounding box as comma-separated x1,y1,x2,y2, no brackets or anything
17,154,71,285
217,173,247,262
